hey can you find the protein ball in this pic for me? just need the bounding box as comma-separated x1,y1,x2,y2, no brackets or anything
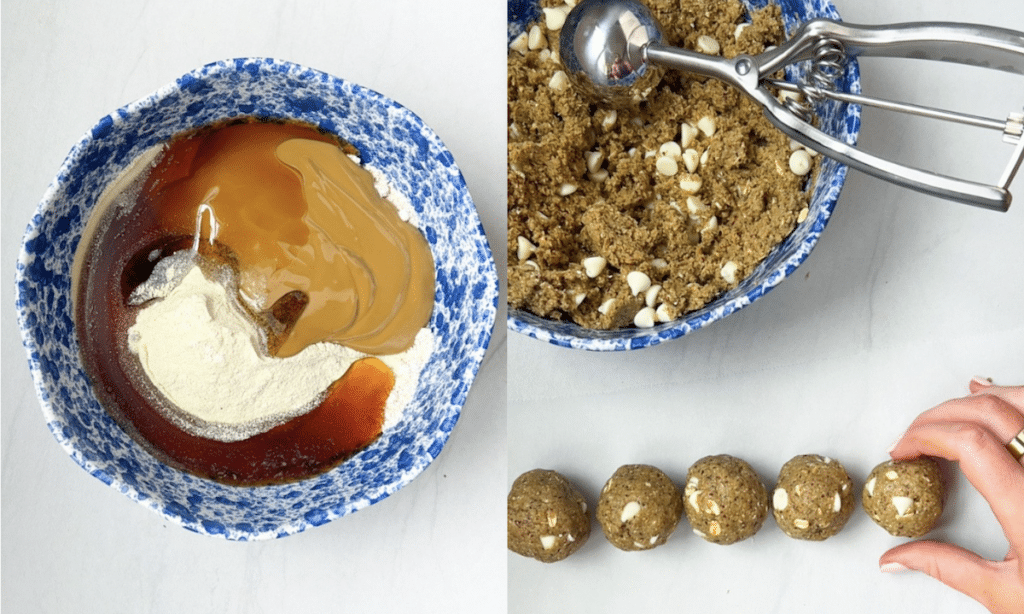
684,455,769,545
507,469,591,563
772,454,855,541
862,457,945,538
596,464,684,551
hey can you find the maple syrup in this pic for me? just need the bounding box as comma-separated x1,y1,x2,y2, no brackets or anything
74,119,434,485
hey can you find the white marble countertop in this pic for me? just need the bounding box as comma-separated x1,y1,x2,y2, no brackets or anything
1,1,506,612
508,0,1024,613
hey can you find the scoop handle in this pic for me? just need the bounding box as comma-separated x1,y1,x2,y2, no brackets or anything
758,19,1024,76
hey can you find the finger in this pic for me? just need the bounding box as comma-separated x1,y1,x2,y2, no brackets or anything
890,421,1024,546
969,380,1024,408
897,391,1024,453
880,540,1023,614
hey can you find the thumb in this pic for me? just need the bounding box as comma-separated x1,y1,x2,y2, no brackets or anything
880,541,1015,613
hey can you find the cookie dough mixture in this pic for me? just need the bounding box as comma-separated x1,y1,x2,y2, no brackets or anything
508,0,817,329
508,469,592,562
862,457,945,538
772,454,855,541
596,464,684,551
684,454,769,545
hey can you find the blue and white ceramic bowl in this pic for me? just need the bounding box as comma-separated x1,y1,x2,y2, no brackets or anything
15,58,498,540
508,0,861,351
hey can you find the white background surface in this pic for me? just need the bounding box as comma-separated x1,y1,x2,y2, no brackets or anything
508,1,1024,613
2,1,506,612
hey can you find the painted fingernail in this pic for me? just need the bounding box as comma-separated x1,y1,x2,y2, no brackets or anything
880,562,911,573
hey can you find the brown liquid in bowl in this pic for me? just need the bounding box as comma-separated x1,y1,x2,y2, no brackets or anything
75,120,433,485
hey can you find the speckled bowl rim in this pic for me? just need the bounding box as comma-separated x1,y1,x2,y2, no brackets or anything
15,58,498,539
507,0,862,351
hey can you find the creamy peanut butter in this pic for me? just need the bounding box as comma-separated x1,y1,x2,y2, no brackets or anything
143,121,435,357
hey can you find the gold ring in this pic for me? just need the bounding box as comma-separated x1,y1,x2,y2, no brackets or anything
1008,429,1024,462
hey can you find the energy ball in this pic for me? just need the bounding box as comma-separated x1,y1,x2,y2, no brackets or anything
507,469,591,563
772,454,855,541
862,457,945,538
684,455,769,545
596,464,684,551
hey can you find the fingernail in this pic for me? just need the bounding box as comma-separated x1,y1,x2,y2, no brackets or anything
887,433,904,454
880,562,911,573
971,375,993,390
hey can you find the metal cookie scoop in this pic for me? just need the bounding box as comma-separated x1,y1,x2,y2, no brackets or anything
559,0,1024,210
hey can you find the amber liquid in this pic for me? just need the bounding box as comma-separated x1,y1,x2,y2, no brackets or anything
76,120,413,485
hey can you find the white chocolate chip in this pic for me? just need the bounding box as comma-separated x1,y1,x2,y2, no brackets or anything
655,303,675,323
644,284,661,308
584,150,605,174
789,150,811,175
517,236,537,261
682,148,700,173
621,501,642,523
720,260,739,284
542,6,568,30
734,22,749,40
678,174,703,193
892,496,914,517
658,141,683,158
627,271,651,295
649,535,659,545
701,216,718,232
680,122,699,148
548,70,570,93
538,48,552,63
651,258,669,270
793,518,810,530
559,183,577,196
598,298,616,315
705,500,721,516
633,306,656,328
540,535,556,550
773,488,789,511
833,493,842,513
656,155,679,176
601,110,617,130
566,533,575,542
696,116,716,137
524,260,539,271
797,207,809,223
528,25,546,50
886,470,899,481
700,149,709,166
866,477,876,496
688,489,702,511
589,169,609,182
582,256,607,278
708,520,721,536
697,35,721,55
687,477,699,489
510,32,529,54
574,292,586,307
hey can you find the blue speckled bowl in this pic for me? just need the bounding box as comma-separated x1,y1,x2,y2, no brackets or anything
508,0,861,351
15,58,498,539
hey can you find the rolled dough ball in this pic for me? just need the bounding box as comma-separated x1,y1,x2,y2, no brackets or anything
596,464,684,551
683,454,769,545
772,454,855,541
862,457,944,538
507,469,591,562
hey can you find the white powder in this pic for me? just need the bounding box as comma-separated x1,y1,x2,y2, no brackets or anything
123,145,434,444
127,260,432,442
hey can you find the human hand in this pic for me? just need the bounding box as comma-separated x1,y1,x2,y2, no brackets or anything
881,378,1024,614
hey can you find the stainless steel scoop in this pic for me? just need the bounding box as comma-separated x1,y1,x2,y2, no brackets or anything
560,0,1024,210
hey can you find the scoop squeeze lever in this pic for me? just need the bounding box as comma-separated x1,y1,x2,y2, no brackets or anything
560,0,1024,210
